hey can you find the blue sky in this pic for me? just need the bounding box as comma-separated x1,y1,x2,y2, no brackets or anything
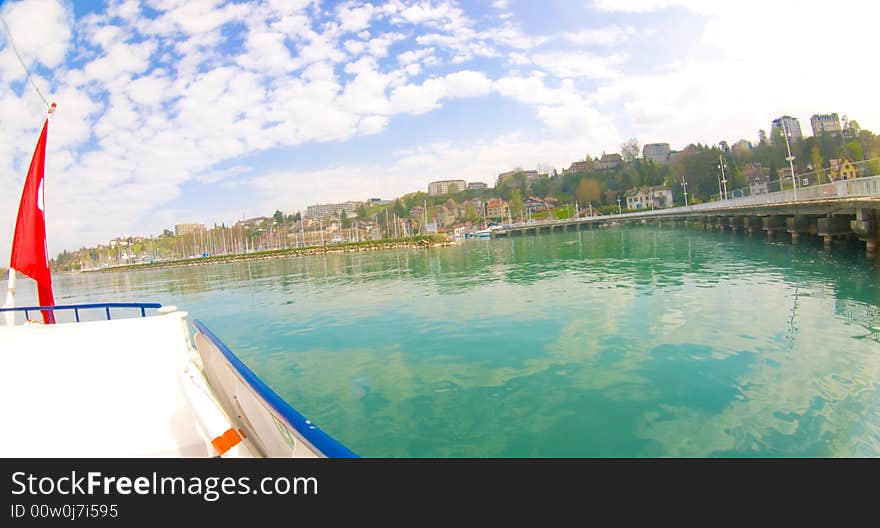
0,0,877,259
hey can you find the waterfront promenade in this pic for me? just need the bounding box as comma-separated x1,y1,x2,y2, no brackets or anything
495,174,880,252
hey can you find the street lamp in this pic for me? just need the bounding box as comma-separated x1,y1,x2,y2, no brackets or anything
718,155,729,200
682,177,689,206
781,118,799,200
617,195,622,215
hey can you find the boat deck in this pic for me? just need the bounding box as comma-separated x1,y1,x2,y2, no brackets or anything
0,312,228,457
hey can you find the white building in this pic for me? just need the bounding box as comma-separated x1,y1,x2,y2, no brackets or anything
810,113,841,136
428,179,467,196
305,201,362,219
625,187,674,210
772,115,803,142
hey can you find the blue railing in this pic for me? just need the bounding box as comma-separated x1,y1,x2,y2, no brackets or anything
0,302,162,322
192,319,359,458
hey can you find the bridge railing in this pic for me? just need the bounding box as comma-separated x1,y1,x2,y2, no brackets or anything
499,174,880,230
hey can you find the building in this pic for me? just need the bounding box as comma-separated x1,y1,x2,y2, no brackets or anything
771,115,803,142
778,166,798,185
305,201,363,219
830,158,859,180
435,204,459,227
236,216,271,228
810,113,841,136
428,179,467,196
485,198,509,219
596,153,623,171
467,181,488,190
174,223,205,236
742,163,769,195
409,205,424,220
643,143,671,164
524,196,549,213
496,169,539,187
625,187,674,210
563,160,592,174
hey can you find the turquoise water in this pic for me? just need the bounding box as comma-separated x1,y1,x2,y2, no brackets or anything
10,226,880,456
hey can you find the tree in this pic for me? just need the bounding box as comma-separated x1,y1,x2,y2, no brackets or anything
394,199,408,218
463,203,480,224
509,188,523,221
758,129,768,145
340,209,351,228
273,209,284,225
575,178,602,206
846,140,864,161
810,144,824,181
620,138,641,162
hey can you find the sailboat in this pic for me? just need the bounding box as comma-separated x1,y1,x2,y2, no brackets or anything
0,112,355,456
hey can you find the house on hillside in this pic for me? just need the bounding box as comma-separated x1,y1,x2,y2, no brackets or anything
486,198,509,219
524,196,549,213
742,163,769,195
830,157,860,181
625,186,674,210
596,153,623,171
563,160,592,174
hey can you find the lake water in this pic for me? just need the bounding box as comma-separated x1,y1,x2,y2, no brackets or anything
9,226,880,456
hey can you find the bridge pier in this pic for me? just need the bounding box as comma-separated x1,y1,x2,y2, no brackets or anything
786,216,811,244
817,216,853,249
727,217,743,231
763,216,786,239
852,209,878,254
743,217,761,236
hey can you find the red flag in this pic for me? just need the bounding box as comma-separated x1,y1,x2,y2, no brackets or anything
10,119,55,324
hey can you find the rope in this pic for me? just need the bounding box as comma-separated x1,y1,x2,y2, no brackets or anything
0,10,51,110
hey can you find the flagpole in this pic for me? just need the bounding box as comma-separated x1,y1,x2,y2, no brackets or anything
3,269,15,326
5,103,57,325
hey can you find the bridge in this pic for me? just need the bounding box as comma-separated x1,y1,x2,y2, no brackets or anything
492,174,880,253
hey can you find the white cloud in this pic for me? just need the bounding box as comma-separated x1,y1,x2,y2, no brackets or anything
562,26,634,46
0,0,71,78
531,51,624,80
389,70,492,115
336,2,376,33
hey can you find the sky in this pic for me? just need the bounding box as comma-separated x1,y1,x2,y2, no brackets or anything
0,0,878,261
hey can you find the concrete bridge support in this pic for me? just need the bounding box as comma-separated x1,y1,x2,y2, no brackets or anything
786,216,812,244
727,217,743,231
817,216,852,249
852,209,878,254
743,216,761,236
763,216,786,239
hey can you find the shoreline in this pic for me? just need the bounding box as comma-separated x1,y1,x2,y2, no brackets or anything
81,236,454,273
